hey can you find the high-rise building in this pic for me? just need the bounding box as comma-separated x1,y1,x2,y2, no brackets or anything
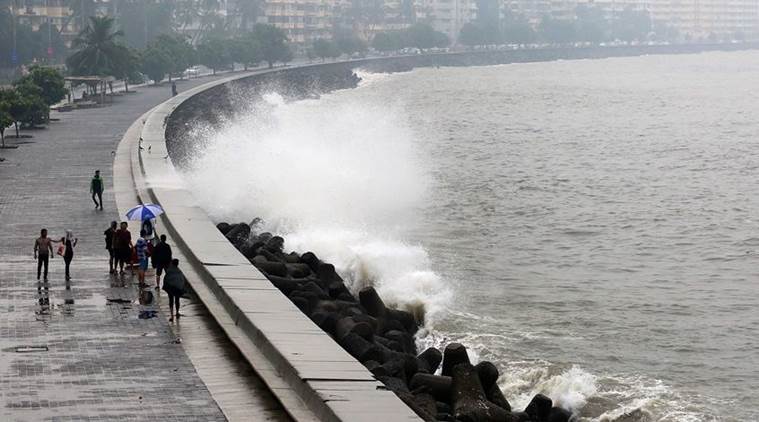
503,0,759,40
13,0,79,44
260,0,346,44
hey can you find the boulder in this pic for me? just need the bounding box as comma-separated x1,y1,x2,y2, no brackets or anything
251,259,287,277
418,347,443,374
340,333,383,363
441,343,470,377
359,286,387,318
409,373,452,402
300,251,320,272
474,361,499,391
216,222,231,234
266,276,302,295
548,407,573,422
486,383,511,412
286,263,312,278
335,317,374,341
224,222,250,246
524,394,552,422
265,236,285,253
451,363,509,422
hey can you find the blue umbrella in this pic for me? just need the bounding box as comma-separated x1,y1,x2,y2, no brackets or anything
125,203,164,221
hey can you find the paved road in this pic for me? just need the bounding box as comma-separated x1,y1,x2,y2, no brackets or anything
0,78,286,421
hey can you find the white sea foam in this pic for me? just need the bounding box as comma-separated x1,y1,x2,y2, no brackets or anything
182,89,452,323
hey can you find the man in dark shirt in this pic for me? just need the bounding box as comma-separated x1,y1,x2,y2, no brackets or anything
90,170,104,210
104,221,117,274
114,222,132,275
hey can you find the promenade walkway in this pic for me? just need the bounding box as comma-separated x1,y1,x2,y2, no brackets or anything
0,78,288,421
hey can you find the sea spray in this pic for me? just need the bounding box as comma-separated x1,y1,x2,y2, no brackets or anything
182,90,452,322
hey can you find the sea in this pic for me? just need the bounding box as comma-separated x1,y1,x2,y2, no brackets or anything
181,50,759,421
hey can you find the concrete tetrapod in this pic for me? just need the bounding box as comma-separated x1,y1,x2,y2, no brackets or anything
216,222,574,422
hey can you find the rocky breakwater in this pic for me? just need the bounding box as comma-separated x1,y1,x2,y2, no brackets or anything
217,220,573,422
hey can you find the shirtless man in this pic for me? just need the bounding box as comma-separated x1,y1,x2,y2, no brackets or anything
33,228,54,281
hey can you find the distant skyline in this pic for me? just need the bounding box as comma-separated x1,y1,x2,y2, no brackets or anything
7,0,759,48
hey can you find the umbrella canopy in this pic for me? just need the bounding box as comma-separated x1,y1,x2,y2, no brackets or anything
126,203,164,221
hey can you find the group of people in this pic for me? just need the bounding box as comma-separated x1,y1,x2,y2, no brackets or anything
31,168,187,320
102,220,186,320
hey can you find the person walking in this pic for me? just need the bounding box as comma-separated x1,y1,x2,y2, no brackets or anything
171,82,178,97
104,221,117,274
135,229,150,287
33,228,54,282
152,234,172,289
114,222,132,275
162,259,187,322
90,170,104,210
61,230,78,281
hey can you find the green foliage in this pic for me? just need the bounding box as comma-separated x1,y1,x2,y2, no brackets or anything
312,39,341,60
372,24,449,52
613,8,652,42
538,16,576,43
153,33,195,78
14,66,66,107
372,32,403,51
333,28,368,55
66,16,126,76
406,23,449,49
459,23,488,46
141,45,171,84
574,4,607,43
196,36,232,74
3,84,47,131
232,32,261,69
0,90,14,145
112,46,143,89
251,24,292,68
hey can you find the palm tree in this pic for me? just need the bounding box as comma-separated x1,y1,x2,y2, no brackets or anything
66,16,125,77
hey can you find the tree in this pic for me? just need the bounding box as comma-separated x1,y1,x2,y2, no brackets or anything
141,45,171,84
372,32,403,51
613,7,652,42
66,16,126,76
459,23,488,46
406,23,449,49
334,29,368,55
538,16,576,43
0,91,14,148
14,66,66,119
232,32,261,70
2,85,47,138
312,39,341,61
152,33,195,80
112,46,142,92
252,24,292,68
196,36,232,74
575,4,608,43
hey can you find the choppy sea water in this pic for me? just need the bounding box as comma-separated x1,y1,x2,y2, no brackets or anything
182,50,759,421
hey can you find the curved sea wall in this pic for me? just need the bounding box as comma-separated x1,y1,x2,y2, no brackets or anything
154,43,758,422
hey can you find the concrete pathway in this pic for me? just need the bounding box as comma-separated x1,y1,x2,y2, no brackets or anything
0,77,289,421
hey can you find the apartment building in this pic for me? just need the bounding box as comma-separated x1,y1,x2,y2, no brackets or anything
13,0,78,43
504,0,759,39
260,0,346,44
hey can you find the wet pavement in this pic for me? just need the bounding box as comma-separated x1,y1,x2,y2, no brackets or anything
0,80,287,421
